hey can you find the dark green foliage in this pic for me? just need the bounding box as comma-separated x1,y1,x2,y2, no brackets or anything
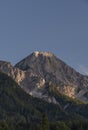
0,72,70,123
50,121,71,130
1,119,88,130
0,120,10,130
41,114,50,130
1,72,88,129
0,73,41,123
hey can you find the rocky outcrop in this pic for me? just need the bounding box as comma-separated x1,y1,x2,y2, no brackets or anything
0,61,25,84
0,61,45,92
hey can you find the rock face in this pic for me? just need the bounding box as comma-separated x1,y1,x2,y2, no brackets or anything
0,61,25,84
0,61,45,93
0,51,88,103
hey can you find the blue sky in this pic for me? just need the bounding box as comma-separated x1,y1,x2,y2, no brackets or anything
0,0,88,74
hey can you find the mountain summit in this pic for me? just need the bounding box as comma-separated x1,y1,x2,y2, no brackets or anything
15,51,54,70
0,51,88,103
33,51,54,57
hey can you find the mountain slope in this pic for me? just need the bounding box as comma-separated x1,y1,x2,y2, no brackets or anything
1,72,88,124
1,71,88,123
0,72,69,123
15,51,88,102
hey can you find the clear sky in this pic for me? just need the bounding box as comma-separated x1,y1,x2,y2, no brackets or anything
0,0,88,75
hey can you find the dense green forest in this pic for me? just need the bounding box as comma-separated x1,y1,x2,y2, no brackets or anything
0,72,88,130
1,116,88,130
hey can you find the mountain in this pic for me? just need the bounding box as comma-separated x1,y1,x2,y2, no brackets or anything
0,51,88,103
15,51,88,102
0,52,88,129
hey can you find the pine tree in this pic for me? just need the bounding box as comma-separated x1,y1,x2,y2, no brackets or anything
41,114,50,130
0,120,10,130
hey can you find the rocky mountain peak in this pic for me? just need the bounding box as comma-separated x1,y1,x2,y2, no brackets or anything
33,51,54,57
14,51,88,102
0,51,88,103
